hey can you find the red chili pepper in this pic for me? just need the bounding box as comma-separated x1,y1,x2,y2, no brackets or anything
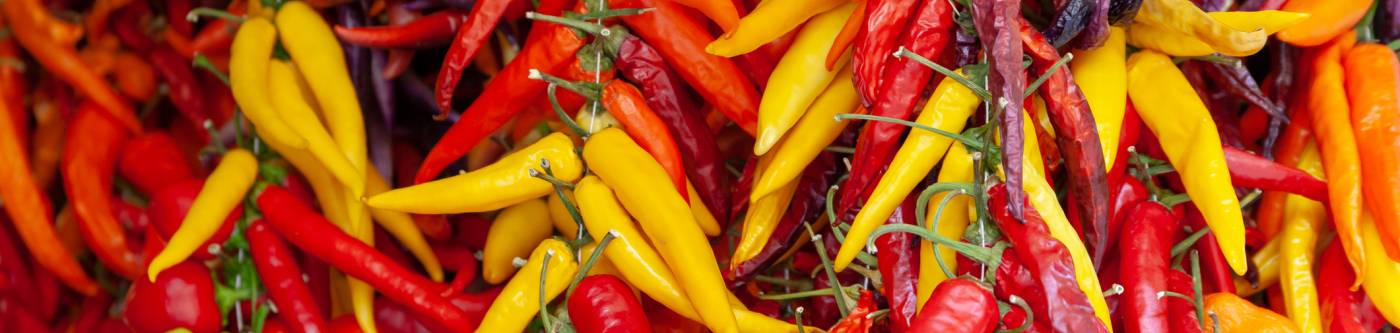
0,220,39,313
413,0,585,184
1118,201,1177,333
850,0,919,106
910,278,999,332
988,184,1109,333
604,27,730,221
612,0,759,135
993,244,1052,331
335,10,469,49
118,131,198,195
973,0,1028,220
1222,145,1328,201
440,244,479,296
1165,269,1203,333
1318,239,1387,333
164,0,193,36
63,105,143,281
1106,104,1142,192
568,275,652,333
148,179,239,261
726,152,835,283
150,44,209,124
1183,205,1236,294
837,0,954,217
189,17,237,56
1105,176,1148,251
828,290,879,333
257,186,473,331
248,220,328,333
876,194,919,333
112,3,155,52
435,0,516,119
122,262,221,333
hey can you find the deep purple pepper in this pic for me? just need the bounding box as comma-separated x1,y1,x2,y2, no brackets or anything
1108,0,1143,23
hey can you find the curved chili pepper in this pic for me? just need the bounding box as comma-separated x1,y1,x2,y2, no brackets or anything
1278,0,1371,46
1127,1,1302,57
600,80,689,200
1256,106,1313,239
733,154,800,264
916,142,974,311
988,184,1109,333
1318,240,1387,332
1343,43,1400,261
1277,142,1328,332
704,0,845,57
836,0,954,221
613,0,759,135
335,10,468,49
151,45,208,124
972,0,1029,222
119,133,197,197
1070,27,1127,169
147,149,257,281
1306,34,1367,284
727,152,835,283
229,17,309,151
434,0,514,119
604,26,730,221
365,167,444,282
122,262,221,333
1118,201,1176,333
412,0,586,184
666,0,740,31
479,239,577,332
910,278,999,332
1,0,81,45
1219,148,1328,204
258,186,474,331
567,274,652,333
248,220,328,333
850,0,919,106
1204,293,1301,332
876,195,919,333
147,180,238,263
63,106,142,281
1165,269,1203,333
371,133,582,213
752,2,855,155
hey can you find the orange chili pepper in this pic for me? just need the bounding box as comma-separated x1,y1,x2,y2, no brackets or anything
2,0,82,45
666,0,740,31
112,52,157,101
826,0,866,70
1305,32,1366,286
1343,43,1400,260
62,105,142,281
1255,113,1313,240
1277,0,1373,47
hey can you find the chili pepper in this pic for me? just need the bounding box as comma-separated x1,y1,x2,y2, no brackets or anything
435,0,515,119
258,186,474,331
551,74,691,200
248,220,328,333
112,3,154,52
412,0,587,184
910,278,999,332
752,2,855,155
567,274,653,333
583,128,738,333
875,195,919,333
916,142,973,311
751,67,857,200
63,106,143,281
602,25,730,221
478,238,576,332
1127,0,1304,56
1272,135,1323,331
335,10,468,49
1318,239,1387,333
704,0,845,57
732,158,799,264
576,174,701,317
1118,201,1176,333
1343,43,1400,261
1221,146,1328,201
1255,108,1313,240
826,0,866,70
1306,33,1369,286
2,0,82,45
1165,269,1203,333
1104,176,1147,251
123,262,221,333
1356,209,1400,326
2,0,142,133
837,72,977,270
1070,27,1127,169
1277,0,1371,46
1204,293,1301,332
850,0,920,106
667,0,740,31
988,184,1110,333
836,0,955,222
370,132,581,213
365,167,444,282
265,59,368,198
190,10,239,56
829,290,878,333
150,45,209,125
229,17,309,150
614,0,759,135
481,199,551,284
727,152,835,283
148,180,238,263
1127,49,1247,275
972,0,1028,221
147,148,257,281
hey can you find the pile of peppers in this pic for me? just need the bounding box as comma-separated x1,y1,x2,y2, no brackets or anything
1,0,1400,332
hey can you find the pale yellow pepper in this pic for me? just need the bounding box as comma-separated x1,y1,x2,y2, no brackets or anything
1279,141,1326,333
482,199,553,284
367,133,582,214
753,2,856,155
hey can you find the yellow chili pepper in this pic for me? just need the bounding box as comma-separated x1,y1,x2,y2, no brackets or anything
1127,50,1247,275
1008,110,1114,330
478,238,578,332
1070,27,1126,167
753,2,856,155
704,0,847,57
147,149,258,281
752,65,858,200
228,17,305,150
367,133,582,214
688,179,723,237
1235,236,1281,297
266,59,365,196
547,189,580,237
275,1,367,196
916,142,973,312
733,174,800,265
578,242,622,277
583,128,738,333
1360,209,1400,324
1205,293,1302,333
482,199,553,284
1278,140,1326,333
365,165,443,282
1126,0,1305,57
349,278,376,333
836,73,978,272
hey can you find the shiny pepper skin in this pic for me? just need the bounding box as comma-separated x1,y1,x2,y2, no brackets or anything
909,278,998,332
368,132,582,214
122,262,221,333
568,275,653,333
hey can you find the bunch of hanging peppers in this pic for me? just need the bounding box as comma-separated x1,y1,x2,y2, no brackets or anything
3,0,1400,332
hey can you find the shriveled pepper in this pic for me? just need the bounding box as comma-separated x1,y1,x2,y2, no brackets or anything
752,2,855,155
1306,33,1368,284
850,0,920,106
1277,0,1372,46
583,128,737,333
909,278,999,332
63,106,141,281
1127,0,1305,56
1127,50,1247,275
1343,43,1400,261
369,133,582,214
829,291,878,333
478,238,577,332
228,17,309,150
147,148,257,281
481,199,552,284
876,195,919,333
704,0,845,57
837,73,978,271
751,67,857,200
1204,293,1301,332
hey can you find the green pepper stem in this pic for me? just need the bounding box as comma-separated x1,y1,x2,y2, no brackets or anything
804,223,851,316
525,12,607,36
894,47,992,100
539,250,555,330
835,114,987,151
529,69,603,101
566,231,616,298
187,7,245,23
545,83,591,138
193,55,231,86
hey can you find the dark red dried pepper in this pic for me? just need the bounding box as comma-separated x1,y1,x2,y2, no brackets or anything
876,194,919,333
851,0,920,106
974,0,1028,220
988,184,1109,333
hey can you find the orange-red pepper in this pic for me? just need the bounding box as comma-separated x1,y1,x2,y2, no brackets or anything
63,106,142,281
1278,0,1373,47
1343,43,1400,260
1306,32,1367,286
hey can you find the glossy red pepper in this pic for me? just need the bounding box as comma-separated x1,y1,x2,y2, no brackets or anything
148,179,239,261
335,10,469,49
876,194,919,333
440,243,479,296
122,262,221,333
257,186,473,331
837,0,954,216
988,184,1108,333
1318,239,1387,333
62,106,142,281
248,220,328,333
994,251,1053,331
118,131,198,196
1166,269,1203,333
150,44,208,124
829,290,879,333
851,0,919,106
1222,145,1328,202
1118,201,1177,333
435,0,516,119
413,0,585,184
568,275,652,333
1105,176,1148,251
1183,204,1236,294
726,152,835,283
910,278,999,332
112,3,154,52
